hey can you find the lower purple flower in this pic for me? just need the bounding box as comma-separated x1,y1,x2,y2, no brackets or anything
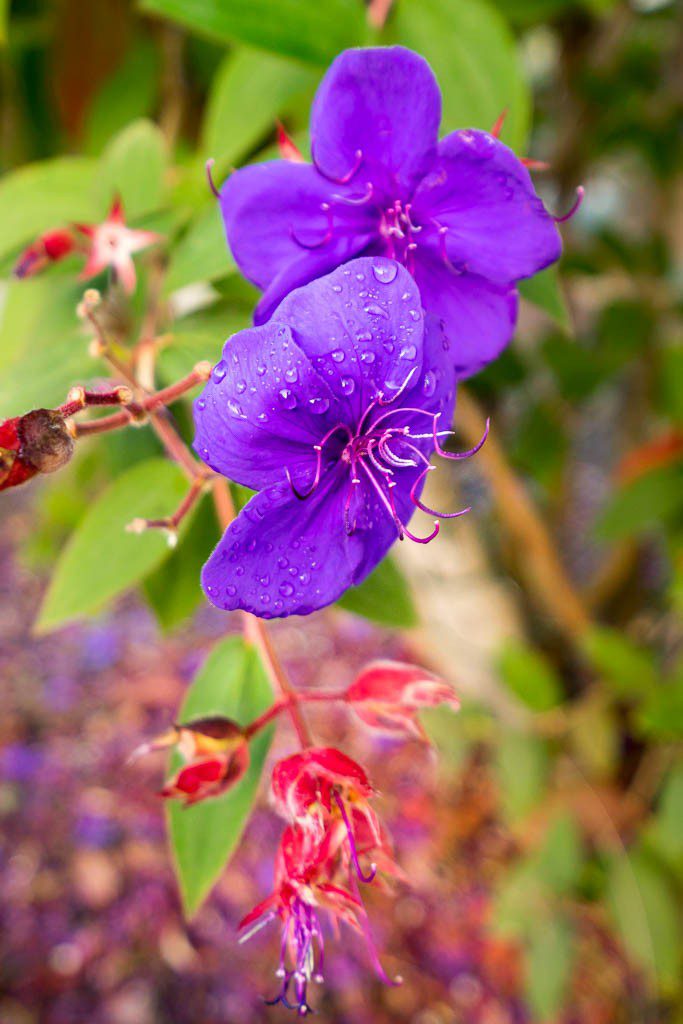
194,257,487,618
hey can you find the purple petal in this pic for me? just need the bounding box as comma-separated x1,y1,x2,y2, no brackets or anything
413,253,518,379
201,473,368,618
220,160,374,310
271,257,425,422
412,129,561,285
310,47,441,200
193,320,342,491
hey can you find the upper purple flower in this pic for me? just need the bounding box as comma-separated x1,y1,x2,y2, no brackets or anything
219,46,562,380
193,256,488,619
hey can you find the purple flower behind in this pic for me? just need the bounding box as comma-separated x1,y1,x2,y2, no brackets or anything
193,256,474,619
219,46,562,379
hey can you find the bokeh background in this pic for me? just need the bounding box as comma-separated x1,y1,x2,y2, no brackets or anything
1,0,682,1022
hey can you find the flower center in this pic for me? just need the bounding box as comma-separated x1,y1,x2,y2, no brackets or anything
285,371,489,545
265,896,322,1016
378,200,422,272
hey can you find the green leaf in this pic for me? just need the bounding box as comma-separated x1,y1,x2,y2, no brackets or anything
635,669,683,742
582,626,657,697
164,204,235,295
606,848,682,996
0,157,98,262
144,497,220,631
0,275,94,416
201,46,318,169
337,556,417,628
646,765,683,873
167,636,274,916
36,458,190,633
495,730,549,822
536,813,584,894
595,464,683,541
140,0,367,66
391,0,530,152
526,916,574,1020
519,268,570,331
83,39,161,155
496,638,563,711
492,859,546,938
98,119,167,219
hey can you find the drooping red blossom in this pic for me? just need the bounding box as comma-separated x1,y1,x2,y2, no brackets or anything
0,410,74,492
132,716,250,807
13,227,76,279
345,659,460,739
75,196,161,294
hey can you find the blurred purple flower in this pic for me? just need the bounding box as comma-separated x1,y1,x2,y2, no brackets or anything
219,46,562,378
193,257,486,618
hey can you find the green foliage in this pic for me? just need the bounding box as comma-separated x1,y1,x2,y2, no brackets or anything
595,464,683,541
140,0,367,66
519,267,571,331
337,555,418,628
98,119,168,219
83,41,161,156
36,459,191,633
390,0,530,151
164,204,235,294
526,915,575,1020
497,638,564,711
495,729,549,822
582,626,658,698
167,636,274,916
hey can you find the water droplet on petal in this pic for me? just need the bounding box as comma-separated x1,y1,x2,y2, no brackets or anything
284,366,298,383
400,344,417,360
372,262,398,284
308,396,330,415
364,303,389,319
277,556,289,569
422,371,436,397
196,398,206,410
226,584,236,596
257,411,268,422
341,377,355,396
278,388,297,410
212,364,226,382
227,399,245,418
355,330,372,344
331,283,342,293
331,349,345,363
279,582,294,597
383,341,394,354
360,351,376,364
256,364,267,376
236,380,246,394
408,309,421,322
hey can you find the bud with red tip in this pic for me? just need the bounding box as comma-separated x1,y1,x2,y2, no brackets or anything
13,228,76,279
345,660,460,740
0,409,74,492
132,716,250,806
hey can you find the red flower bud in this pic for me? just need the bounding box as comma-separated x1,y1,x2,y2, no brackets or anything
345,660,460,740
0,410,74,493
13,228,76,279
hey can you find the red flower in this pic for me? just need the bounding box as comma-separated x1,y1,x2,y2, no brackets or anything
0,410,74,493
76,197,160,294
345,660,460,739
13,228,76,279
132,716,250,807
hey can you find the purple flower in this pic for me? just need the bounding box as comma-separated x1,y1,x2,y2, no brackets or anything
219,46,562,379
193,257,485,619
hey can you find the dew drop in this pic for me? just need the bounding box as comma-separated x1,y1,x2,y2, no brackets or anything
226,584,236,596
284,366,298,383
227,399,245,418
212,364,226,382
360,351,376,364
355,330,372,343
299,572,311,585
257,411,268,422
408,309,421,322
400,343,417,360
277,556,289,569
422,371,436,397
236,380,247,394
340,377,355,396
256,364,267,376
308,396,330,415
196,398,206,410
331,283,342,293
331,349,345,363
372,262,398,284
364,303,389,319
279,582,294,597
278,388,297,410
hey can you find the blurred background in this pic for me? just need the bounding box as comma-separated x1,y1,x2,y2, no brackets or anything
0,0,681,1021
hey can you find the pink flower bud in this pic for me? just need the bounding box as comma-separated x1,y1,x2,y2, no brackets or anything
13,228,76,279
345,660,460,739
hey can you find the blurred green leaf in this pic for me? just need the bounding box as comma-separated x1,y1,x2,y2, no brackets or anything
337,555,417,628
36,459,190,633
164,204,235,294
646,765,683,874
582,626,658,698
657,346,683,424
98,119,168,219
0,0,8,45
201,47,317,169
497,638,563,711
157,327,240,384
568,695,620,780
0,275,94,416
492,859,546,938
495,730,549,822
595,464,683,541
167,636,274,916
140,0,367,66
607,848,682,996
0,157,98,262
519,267,570,331
83,39,161,155
144,497,220,631
536,813,584,894
635,667,683,742
526,915,574,1020
391,0,530,151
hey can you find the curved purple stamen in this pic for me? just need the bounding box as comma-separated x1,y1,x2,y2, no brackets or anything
386,477,439,544
286,459,322,501
331,181,374,206
433,415,490,460
291,203,334,250
377,366,419,407
553,185,584,223
311,143,363,185
410,466,471,519
332,790,377,884
205,158,220,198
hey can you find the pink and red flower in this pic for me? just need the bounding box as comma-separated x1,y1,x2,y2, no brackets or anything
345,659,460,739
